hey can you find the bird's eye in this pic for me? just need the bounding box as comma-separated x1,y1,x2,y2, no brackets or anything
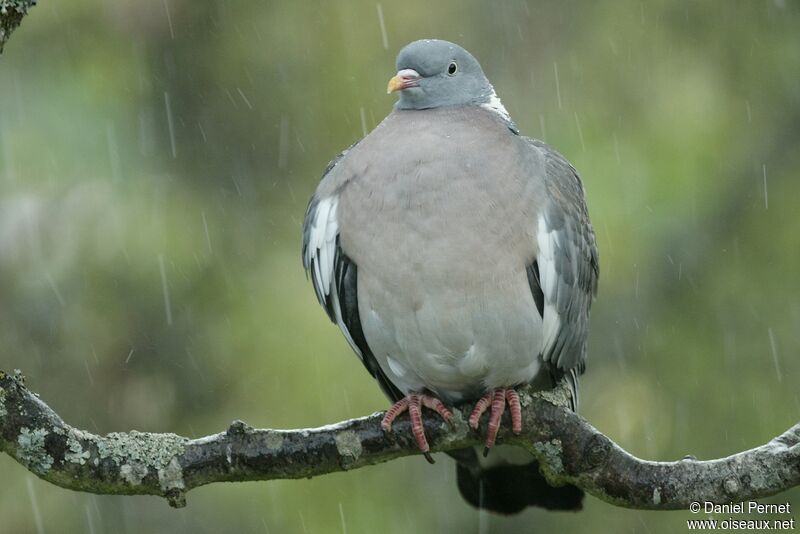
447,62,458,75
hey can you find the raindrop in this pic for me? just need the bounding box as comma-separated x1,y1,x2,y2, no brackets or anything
768,327,781,383
553,62,562,109
106,122,122,182
158,253,173,326
338,502,348,534
342,389,352,414
164,91,177,159
186,347,200,371
723,329,737,366
26,478,44,534
478,505,490,534
359,107,368,138
84,358,94,386
44,271,65,308
125,349,135,364
376,4,388,50
231,176,242,196
278,116,290,169
613,336,626,371
762,164,768,210
163,0,175,39
574,111,585,152
608,37,618,55
85,503,96,534
237,87,254,110
201,211,213,253
295,130,306,154
224,88,239,109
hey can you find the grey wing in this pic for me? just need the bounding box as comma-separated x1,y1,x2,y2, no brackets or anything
525,138,599,401
302,148,404,402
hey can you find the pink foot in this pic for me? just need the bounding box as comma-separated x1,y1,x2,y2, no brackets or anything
469,388,522,456
381,393,453,463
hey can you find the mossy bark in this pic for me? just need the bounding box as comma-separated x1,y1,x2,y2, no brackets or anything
2,369,799,509
0,0,35,54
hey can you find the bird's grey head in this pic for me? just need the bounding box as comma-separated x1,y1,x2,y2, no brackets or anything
388,39,495,110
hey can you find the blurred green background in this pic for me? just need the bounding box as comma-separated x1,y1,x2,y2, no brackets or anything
1,1,799,532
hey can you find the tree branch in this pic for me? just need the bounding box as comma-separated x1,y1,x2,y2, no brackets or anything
1,369,797,509
0,0,35,54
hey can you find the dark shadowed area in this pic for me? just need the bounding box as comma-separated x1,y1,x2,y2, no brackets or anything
1,1,798,532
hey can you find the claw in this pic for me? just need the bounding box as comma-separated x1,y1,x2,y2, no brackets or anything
381,392,453,458
506,389,522,434
485,389,506,450
469,392,493,430
381,398,409,433
421,395,454,427
469,387,524,455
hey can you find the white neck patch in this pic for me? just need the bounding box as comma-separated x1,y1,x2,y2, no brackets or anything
480,88,515,130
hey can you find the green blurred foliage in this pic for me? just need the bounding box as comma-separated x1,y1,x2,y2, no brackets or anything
1,1,799,532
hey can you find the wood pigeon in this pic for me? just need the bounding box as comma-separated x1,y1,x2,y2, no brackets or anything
302,39,599,514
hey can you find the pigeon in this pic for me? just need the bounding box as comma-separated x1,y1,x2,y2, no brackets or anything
302,39,599,514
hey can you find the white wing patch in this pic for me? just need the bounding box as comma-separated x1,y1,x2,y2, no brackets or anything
536,214,562,357
304,195,363,360
313,197,339,294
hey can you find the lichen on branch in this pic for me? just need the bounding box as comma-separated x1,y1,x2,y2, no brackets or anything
0,0,36,54
1,368,799,510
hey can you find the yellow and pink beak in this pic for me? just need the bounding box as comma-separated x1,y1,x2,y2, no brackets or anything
387,69,421,94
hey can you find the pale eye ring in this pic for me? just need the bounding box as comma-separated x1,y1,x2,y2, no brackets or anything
447,61,458,75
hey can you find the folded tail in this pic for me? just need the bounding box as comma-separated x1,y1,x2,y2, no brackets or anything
455,458,584,514
449,371,584,515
